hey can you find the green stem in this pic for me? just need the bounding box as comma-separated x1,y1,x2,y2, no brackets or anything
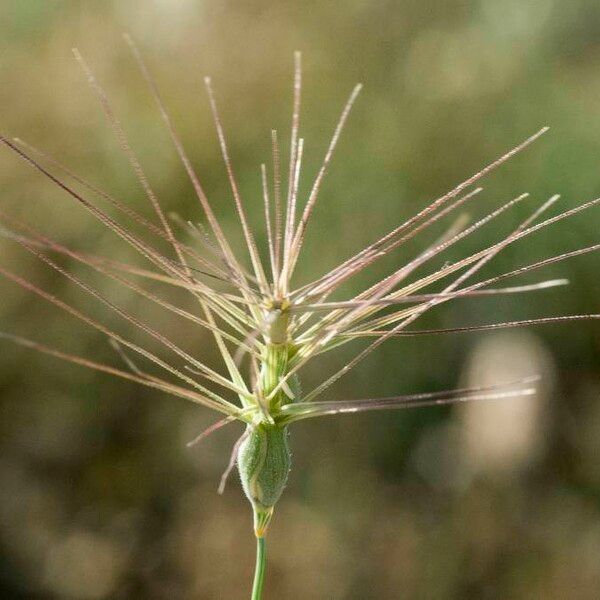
251,535,267,600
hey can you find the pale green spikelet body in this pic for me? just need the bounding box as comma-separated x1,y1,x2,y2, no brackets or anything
237,302,295,536
238,423,291,535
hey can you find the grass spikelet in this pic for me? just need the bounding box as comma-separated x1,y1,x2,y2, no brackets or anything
1,45,598,598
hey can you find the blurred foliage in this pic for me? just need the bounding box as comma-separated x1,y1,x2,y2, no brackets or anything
0,0,599,598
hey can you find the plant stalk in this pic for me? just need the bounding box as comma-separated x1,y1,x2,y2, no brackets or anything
251,535,267,600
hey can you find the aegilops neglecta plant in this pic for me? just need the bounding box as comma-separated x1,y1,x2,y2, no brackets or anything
1,43,599,598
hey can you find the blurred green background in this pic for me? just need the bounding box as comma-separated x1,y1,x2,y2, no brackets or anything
1,1,600,598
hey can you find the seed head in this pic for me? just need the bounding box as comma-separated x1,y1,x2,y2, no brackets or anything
1,44,599,537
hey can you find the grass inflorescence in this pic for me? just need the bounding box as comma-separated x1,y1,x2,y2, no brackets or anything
1,42,599,598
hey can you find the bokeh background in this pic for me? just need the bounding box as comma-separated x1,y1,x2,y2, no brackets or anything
1,1,600,598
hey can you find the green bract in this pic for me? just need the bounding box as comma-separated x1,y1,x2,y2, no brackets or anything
238,424,291,536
